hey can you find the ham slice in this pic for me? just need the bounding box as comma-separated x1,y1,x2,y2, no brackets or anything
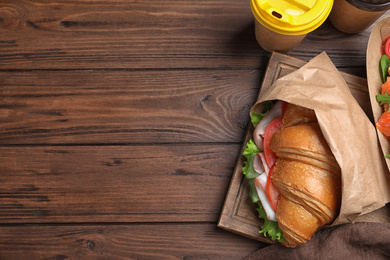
254,176,277,222
252,101,283,151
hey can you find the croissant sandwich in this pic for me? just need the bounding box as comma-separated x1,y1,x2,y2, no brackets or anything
242,100,341,247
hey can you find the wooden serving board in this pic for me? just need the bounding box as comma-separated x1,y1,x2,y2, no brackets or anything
218,52,390,244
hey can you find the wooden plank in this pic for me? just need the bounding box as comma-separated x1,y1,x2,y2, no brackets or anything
0,223,267,259
0,69,261,144
0,0,383,70
0,144,242,223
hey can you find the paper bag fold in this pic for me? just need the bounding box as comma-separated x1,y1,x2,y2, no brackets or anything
251,52,390,225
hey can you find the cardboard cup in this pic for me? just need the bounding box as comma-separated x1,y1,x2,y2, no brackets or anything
250,0,333,53
329,0,390,34
254,19,307,53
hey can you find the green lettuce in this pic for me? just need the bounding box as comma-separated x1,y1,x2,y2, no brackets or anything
257,205,284,242
242,139,261,179
250,101,274,127
377,92,390,111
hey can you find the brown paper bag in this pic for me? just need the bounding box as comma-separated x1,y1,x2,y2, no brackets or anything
251,52,390,225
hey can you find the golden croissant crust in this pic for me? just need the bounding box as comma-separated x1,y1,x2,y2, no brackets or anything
270,103,341,248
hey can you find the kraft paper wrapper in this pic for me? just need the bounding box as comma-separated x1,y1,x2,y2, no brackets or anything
367,17,390,173
251,52,390,225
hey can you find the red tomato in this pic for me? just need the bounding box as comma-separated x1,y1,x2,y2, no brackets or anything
376,112,390,137
263,117,282,168
385,37,390,59
266,165,279,212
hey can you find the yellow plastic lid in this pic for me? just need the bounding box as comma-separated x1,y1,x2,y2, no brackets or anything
250,0,333,35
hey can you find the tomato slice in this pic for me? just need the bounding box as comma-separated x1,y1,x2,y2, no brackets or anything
263,117,282,168
266,165,279,212
385,36,390,59
376,111,390,137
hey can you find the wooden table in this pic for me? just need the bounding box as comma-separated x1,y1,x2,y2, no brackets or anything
0,1,389,259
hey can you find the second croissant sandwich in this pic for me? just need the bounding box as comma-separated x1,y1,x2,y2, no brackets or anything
242,101,341,247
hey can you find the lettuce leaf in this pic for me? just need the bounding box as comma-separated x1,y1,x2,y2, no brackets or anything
250,101,274,127
257,204,285,242
242,139,261,203
377,92,390,111
243,138,261,156
243,153,260,182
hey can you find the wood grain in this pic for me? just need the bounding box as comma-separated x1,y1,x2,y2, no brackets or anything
0,223,266,259
0,69,261,144
0,144,242,223
0,0,384,71
1,0,389,258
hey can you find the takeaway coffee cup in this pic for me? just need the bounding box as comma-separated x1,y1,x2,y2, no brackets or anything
250,0,333,53
329,0,390,34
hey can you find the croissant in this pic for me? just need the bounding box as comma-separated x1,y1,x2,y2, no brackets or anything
270,103,341,247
